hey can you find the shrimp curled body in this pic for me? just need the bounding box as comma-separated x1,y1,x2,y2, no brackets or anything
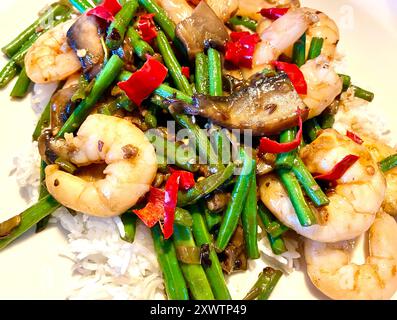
300,55,343,119
363,137,397,216
305,212,397,300
259,129,386,242
253,7,318,67
45,114,158,217
25,20,81,84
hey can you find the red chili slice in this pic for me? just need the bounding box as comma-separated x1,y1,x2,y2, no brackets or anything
259,8,289,20
169,168,196,191
87,0,122,22
133,169,195,238
258,111,303,155
272,61,308,95
133,187,165,228
138,13,158,43
181,66,190,79
225,32,261,69
163,173,180,239
314,155,360,181
346,130,364,145
118,57,168,106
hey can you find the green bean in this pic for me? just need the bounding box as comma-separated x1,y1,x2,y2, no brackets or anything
229,15,258,32
147,131,199,172
242,174,260,259
257,203,288,239
98,99,119,116
292,33,306,67
202,202,223,232
175,115,222,170
144,106,158,129
0,195,61,251
72,74,90,102
0,60,19,89
276,124,328,207
98,94,134,116
126,27,155,60
216,149,255,251
138,0,177,43
303,118,321,142
36,161,51,233
2,4,71,58
145,89,221,172
379,153,397,173
68,0,94,13
307,37,324,60
212,127,230,166
278,169,317,227
207,48,223,97
195,53,209,95
337,73,374,101
32,101,51,141
151,225,189,300
352,85,374,102
120,212,137,243
275,128,298,170
106,0,139,50
173,224,215,300
10,67,31,98
156,30,192,95
267,233,287,255
319,110,335,129
55,157,77,174
178,163,235,207
292,157,329,207
244,267,283,300
338,73,351,92
153,85,194,104
190,204,232,300
175,208,193,227
57,55,124,137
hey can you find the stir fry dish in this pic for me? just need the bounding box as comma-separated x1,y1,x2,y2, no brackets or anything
0,0,396,300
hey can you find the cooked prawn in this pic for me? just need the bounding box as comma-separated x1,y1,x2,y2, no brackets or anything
300,55,343,118
237,0,300,20
363,137,397,216
253,7,318,67
155,0,193,24
206,0,239,22
305,9,339,60
259,129,386,242
25,20,81,84
305,211,397,300
45,114,157,217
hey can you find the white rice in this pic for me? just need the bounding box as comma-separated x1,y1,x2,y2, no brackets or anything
9,76,393,300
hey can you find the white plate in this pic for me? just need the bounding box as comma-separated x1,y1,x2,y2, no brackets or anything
0,0,396,300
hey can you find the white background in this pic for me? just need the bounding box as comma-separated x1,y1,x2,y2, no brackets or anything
0,0,396,299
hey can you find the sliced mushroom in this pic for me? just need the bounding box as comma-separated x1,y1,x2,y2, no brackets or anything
176,1,229,59
67,15,106,80
50,85,79,135
182,72,308,136
220,225,248,274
